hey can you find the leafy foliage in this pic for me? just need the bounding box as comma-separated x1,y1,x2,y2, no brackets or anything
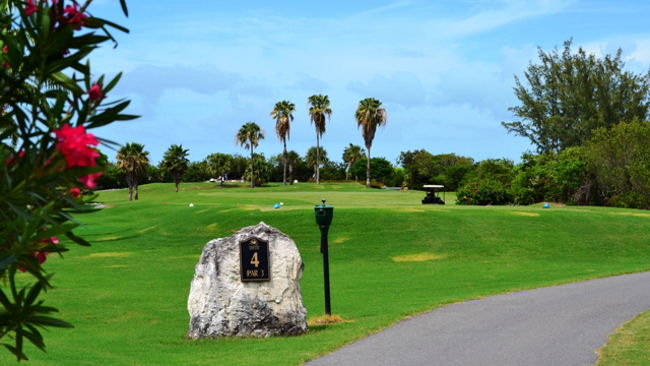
0,0,133,359
355,97,387,187
584,120,650,209
502,39,650,153
116,142,149,200
271,100,295,185
456,180,511,205
350,157,394,186
236,122,264,188
160,144,189,192
307,94,331,184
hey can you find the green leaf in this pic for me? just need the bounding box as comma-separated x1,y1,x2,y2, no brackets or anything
64,231,91,247
29,316,74,329
120,0,129,17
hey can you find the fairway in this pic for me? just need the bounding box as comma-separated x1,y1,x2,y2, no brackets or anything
4,182,650,365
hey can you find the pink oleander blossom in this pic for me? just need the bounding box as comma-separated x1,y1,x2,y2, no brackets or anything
79,172,102,188
88,83,103,101
63,3,87,30
25,0,37,16
54,123,100,168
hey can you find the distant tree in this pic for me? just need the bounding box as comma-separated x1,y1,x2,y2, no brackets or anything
229,154,249,180
286,150,301,184
236,122,264,188
206,153,233,185
585,120,650,209
342,143,365,180
184,161,210,182
350,157,393,185
116,142,149,201
160,144,189,192
306,146,328,181
399,150,474,190
502,39,650,153
244,153,272,186
271,100,295,186
468,158,515,186
308,94,332,184
356,98,387,187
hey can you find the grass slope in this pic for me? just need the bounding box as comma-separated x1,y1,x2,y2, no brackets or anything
596,310,650,366
3,182,650,365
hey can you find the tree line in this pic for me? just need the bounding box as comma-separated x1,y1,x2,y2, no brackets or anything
101,39,650,209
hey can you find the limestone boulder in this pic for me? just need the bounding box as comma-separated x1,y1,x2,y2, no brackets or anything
187,221,307,339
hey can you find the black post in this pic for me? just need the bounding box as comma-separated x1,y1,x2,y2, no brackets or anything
315,199,334,316
320,230,331,315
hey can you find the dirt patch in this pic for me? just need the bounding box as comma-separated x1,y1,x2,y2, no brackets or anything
308,314,349,326
610,212,650,218
86,252,133,259
332,236,349,244
513,212,540,217
392,252,445,262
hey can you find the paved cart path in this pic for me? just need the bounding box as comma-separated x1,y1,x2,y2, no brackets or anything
307,271,650,366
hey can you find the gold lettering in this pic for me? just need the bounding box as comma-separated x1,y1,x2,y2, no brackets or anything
250,252,260,268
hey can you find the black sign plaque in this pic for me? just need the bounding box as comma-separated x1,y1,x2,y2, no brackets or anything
239,237,270,282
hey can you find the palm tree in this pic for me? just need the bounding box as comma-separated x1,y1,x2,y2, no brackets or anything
355,98,388,187
206,153,232,186
270,100,295,186
286,150,300,185
307,94,331,184
236,122,264,188
306,146,327,182
342,143,365,181
160,144,189,192
116,142,149,200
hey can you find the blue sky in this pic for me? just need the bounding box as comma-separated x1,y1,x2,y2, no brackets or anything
89,0,650,166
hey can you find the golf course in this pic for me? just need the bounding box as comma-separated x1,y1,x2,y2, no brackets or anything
2,182,649,365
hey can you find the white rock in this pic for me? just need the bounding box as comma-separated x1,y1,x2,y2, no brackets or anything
187,222,307,339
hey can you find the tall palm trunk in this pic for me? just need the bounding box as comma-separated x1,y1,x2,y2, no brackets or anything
135,184,139,200
345,161,352,180
282,139,287,186
366,147,371,187
127,173,134,201
289,163,294,185
250,145,254,188
316,135,320,184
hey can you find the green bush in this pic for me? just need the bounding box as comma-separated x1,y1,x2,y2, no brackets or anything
456,180,512,205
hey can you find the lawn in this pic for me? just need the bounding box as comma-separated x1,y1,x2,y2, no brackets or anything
3,182,650,365
596,310,650,366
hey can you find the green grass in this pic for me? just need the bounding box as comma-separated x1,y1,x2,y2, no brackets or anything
3,182,650,365
596,310,650,366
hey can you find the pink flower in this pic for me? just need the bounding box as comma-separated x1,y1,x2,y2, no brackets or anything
79,172,102,188
88,84,103,101
18,236,59,272
70,187,81,197
54,123,100,168
63,3,87,30
5,150,25,166
25,0,37,16
2,45,7,53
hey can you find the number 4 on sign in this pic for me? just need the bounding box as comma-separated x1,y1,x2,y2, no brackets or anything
250,252,260,268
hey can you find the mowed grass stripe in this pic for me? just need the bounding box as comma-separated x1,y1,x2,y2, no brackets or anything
4,182,649,365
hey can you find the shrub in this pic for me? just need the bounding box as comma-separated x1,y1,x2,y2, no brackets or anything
0,0,133,359
456,180,512,205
